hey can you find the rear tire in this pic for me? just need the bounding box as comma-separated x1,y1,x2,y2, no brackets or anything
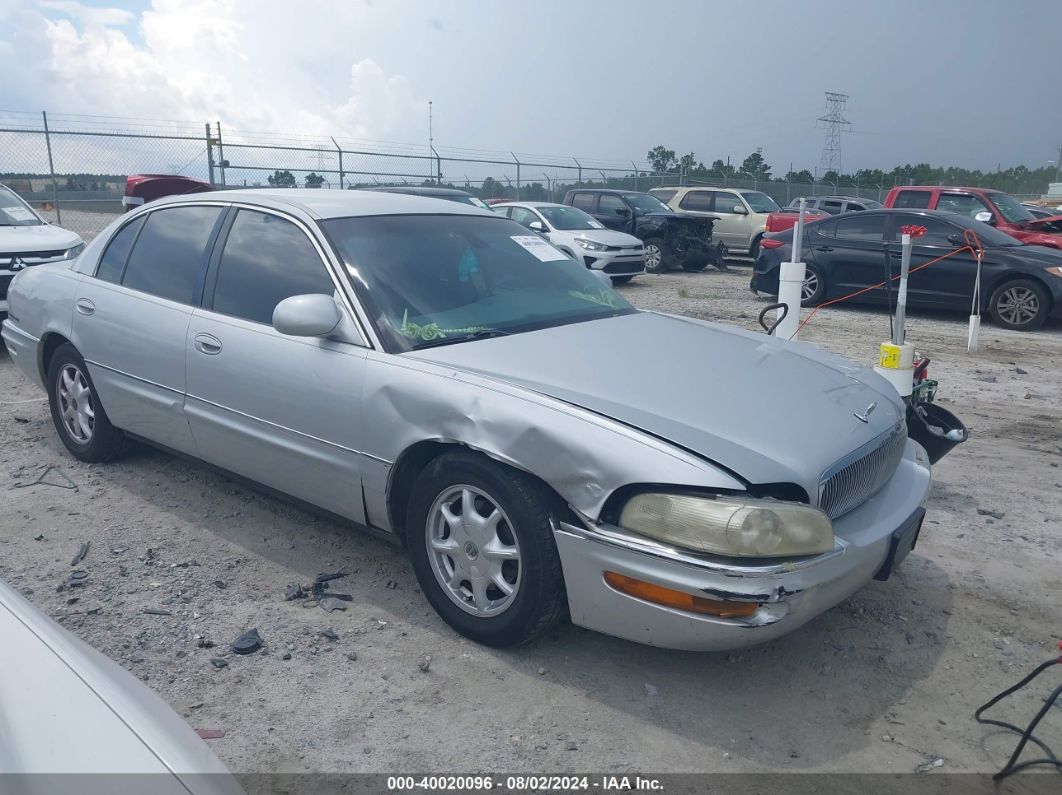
406,451,568,647
47,343,128,462
749,235,763,261
800,264,827,307
643,238,671,274
989,278,1049,331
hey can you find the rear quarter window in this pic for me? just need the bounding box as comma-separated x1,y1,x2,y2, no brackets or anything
651,189,677,204
94,216,145,284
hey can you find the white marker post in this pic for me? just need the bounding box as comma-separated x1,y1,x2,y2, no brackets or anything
873,231,915,397
774,198,806,340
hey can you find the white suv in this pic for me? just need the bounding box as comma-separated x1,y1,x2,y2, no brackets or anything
493,202,645,283
649,187,781,259
1,184,84,318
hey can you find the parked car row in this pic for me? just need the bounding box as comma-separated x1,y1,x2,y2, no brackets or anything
751,207,1062,331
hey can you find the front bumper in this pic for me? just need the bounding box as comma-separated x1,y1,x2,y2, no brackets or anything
581,250,645,276
554,440,931,651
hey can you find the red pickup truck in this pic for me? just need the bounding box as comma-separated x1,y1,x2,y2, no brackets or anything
883,186,1062,249
762,206,829,235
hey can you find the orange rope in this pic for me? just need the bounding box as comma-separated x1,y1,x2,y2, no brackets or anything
788,228,984,340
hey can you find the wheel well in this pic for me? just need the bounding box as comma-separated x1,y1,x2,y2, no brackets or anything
38,332,71,383
385,440,577,539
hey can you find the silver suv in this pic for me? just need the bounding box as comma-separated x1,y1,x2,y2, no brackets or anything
650,187,780,259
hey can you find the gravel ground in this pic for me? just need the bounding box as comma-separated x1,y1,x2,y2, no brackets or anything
1,261,1060,777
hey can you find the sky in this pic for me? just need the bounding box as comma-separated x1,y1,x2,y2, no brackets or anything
2,0,1061,175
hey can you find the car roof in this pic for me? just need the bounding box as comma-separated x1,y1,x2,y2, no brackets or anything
367,185,474,197
494,201,567,208
892,185,999,195
569,188,637,195
140,188,493,219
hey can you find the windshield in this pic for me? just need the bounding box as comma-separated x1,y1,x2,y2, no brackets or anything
623,193,672,214
988,192,1035,224
740,191,781,213
0,186,43,227
961,216,1024,247
322,214,635,352
537,205,604,231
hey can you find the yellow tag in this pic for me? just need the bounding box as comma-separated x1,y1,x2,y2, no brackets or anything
879,343,901,369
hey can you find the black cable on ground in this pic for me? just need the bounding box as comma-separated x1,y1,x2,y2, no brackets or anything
974,644,1062,779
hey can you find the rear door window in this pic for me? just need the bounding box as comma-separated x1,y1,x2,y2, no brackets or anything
897,214,957,247
820,200,844,215
121,206,223,304
893,190,932,209
571,193,596,211
210,210,337,326
651,189,677,204
678,191,712,212
95,216,145,284
834,214,886,242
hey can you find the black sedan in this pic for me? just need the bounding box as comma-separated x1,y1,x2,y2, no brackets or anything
750,208,1062,331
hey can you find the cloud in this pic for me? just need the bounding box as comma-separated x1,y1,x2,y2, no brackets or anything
3,0,426,145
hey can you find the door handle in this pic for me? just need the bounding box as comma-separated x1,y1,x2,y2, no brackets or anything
193,333,223,355
75,298,95,315
815,246,834,252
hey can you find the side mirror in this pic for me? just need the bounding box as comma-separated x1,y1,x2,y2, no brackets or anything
974,211,995,225
272,294,342,337
731,205,749,215
947,233,966,246
529,220,547,233
616,207,631,216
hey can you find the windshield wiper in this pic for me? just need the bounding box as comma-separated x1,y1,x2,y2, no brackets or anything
412,328,511,350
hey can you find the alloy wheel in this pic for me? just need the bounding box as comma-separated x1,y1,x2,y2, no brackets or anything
57,364,94,443
802,271,820,301
426,485,521,617
996,285,1039,326
645,244,662,271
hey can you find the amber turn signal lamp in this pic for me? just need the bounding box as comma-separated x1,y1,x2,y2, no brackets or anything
603,572,759,618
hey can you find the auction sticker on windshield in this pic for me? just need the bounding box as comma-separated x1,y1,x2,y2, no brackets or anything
511,234,568,262
3,207,35,221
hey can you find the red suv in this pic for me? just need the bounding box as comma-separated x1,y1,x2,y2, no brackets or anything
883,186,1062,249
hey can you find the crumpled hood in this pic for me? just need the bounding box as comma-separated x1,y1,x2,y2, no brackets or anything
0,223,82,254
1024,215,1062,235
408,312,905,500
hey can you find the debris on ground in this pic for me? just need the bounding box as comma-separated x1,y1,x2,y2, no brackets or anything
282,652,292,660
213,579,226,589
231,628,263,655
975,376,997,384
70,541,90,566
13,464,78,491
644,683,659,697
977,508,1005,520
915,757,944,773
13,416,30,423
196,728,226,740
33,533,44,541
321,628,338,641
319,596,348,613
196,636,215,649
59,570,89,591
285,583,305,601
385,580,398,590
419,655,432,673
210,658,229,669
142,608,172,616
1015,367,1028,375
346,651,358,661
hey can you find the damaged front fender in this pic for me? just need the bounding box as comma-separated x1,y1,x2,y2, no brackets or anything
357,352,744,534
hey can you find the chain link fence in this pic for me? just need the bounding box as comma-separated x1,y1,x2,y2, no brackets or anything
1,110,1047,243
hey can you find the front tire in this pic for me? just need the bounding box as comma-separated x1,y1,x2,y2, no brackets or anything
406,451,568,647
611,275,634,285
47,343,128,462
989,278,1049,331
643,238,670,274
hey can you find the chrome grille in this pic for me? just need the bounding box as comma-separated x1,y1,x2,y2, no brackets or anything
819,422,907,519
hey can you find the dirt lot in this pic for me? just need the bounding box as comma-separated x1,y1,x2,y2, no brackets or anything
1,262,1060,777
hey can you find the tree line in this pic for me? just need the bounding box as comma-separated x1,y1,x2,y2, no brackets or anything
645,145,1056,195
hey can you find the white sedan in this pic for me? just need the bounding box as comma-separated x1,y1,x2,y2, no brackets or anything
493,201,645,283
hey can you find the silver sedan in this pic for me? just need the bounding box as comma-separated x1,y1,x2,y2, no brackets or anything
2,190,931,650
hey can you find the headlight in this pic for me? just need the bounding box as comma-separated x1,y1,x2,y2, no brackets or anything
575,238,608,251
618,493,833,557
59,243,85,261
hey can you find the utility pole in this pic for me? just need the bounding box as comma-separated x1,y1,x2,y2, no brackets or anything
428,100,434,183
817,91,852,177
1056,142,1061,182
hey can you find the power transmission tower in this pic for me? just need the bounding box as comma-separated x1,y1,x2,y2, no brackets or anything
817,92,851,177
